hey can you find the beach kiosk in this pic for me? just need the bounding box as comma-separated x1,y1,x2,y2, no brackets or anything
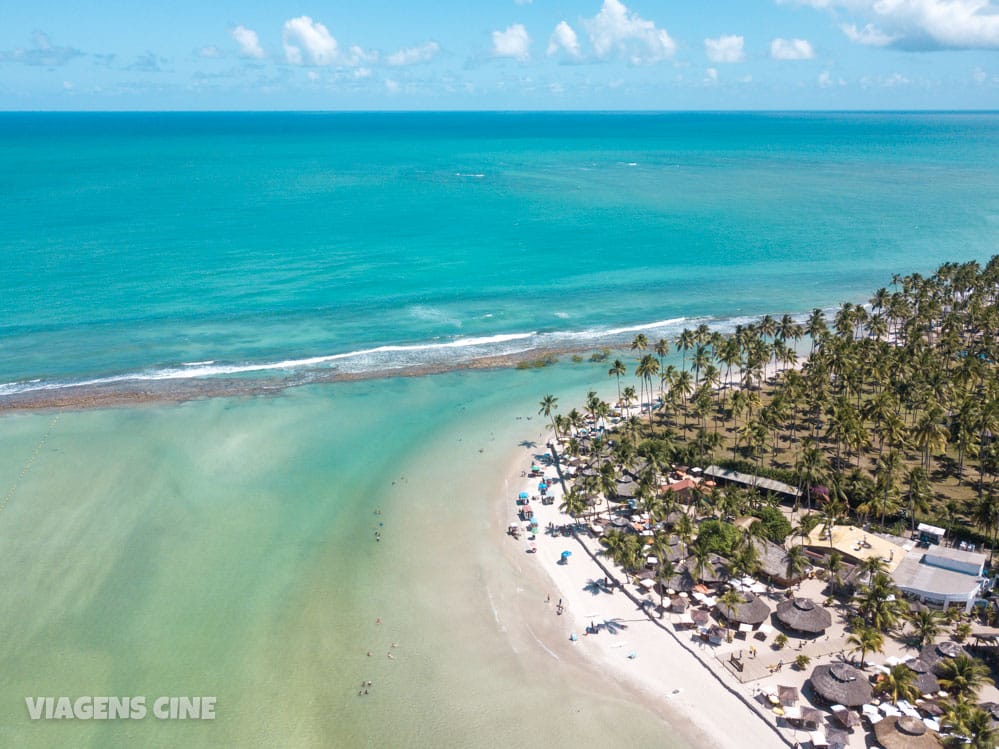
917,522,945,546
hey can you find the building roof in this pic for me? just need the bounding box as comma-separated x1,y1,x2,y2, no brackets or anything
775,597,833,634
703,465,800,497
805,525,906,572
921,544,987,575
892,547,986,606
917,522,945,537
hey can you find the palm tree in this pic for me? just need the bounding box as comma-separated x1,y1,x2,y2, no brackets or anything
688,544,712,585
964,705,998,749
911,408,949,471
825,550,845,594
846,625,885,669
608,359,626,406
784,545,808,588
539,394,560,441
938,654,994,701
655,559,677,613
560,488,590,520
972,493,999,564
907,609,943,648
875,663,921,704
717,588,743,621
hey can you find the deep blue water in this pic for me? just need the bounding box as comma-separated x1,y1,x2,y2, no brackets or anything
1,112,996,392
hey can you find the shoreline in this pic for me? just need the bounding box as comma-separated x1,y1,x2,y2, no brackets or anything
497,420,791,749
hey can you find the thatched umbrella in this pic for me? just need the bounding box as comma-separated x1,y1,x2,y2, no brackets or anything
873,716,940,749
826,728,850,749
905,658,941,695
778,685,799,706
799,706,824,728
920,641,968,675
809,663,873,707
776,597,833,634
691,609,710,626
669,596,689,613
832,705,861,729
714,592,771,626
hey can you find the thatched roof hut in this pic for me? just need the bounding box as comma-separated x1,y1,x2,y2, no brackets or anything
669,596,689,613
776,597,833,634
905,658,941,695
809,663,873,707
873,716,940,749
615,477,639,500
757,540,806,588
683,553,728,585
662,535,687,563
714,592,771,626
919,640,969,675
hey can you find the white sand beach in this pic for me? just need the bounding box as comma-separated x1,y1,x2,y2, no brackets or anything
497,436,790,749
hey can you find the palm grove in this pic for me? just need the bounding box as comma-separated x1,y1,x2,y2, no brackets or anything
541,257,999,745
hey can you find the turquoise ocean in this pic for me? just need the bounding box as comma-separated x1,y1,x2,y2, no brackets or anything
0,112,997,747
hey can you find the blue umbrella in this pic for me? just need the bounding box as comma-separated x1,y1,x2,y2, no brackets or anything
561,550,572,559
538,482,547,490
518,492,529,499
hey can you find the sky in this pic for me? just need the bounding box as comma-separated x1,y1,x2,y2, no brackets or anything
1,0,998,110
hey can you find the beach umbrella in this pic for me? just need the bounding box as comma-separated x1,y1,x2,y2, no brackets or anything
538,482,547,490
919,641,968,675
561,551,572,559
904,658,940,695
518,491,529,500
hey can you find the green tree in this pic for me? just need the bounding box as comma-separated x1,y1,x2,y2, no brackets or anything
938,654,994,702
875,663,920,704
846,626,885,669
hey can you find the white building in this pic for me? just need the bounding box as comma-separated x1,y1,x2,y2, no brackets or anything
892,544,989,613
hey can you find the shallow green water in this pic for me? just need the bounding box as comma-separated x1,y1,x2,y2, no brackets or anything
0,365,686,748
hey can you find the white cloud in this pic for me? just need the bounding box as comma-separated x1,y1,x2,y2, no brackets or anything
704,34,745,62
385,79,400,93
231,25,265,59
386,41,440,66
584,0,676,63
282,16,337,66
341,45,378,66
973,66,987,83
705,67,719,84
782,0,999,50
840,22,897,46
547,21,582,58
492,24,531,60
860,71,912,88
199,46,221,59
770,37,815,59
515,0,534,4
818,70,846,87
